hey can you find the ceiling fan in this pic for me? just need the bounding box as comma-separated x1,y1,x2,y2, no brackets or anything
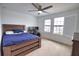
28,3,53,15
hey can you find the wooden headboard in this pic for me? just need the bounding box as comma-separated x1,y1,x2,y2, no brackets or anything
2,24,25,32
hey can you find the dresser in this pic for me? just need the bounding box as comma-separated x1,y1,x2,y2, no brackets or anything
72,33,79,56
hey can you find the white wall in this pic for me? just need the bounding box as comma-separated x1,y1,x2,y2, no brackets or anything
75,13,79,32
0,6,2,43
2,8,37,30
37,9,79,45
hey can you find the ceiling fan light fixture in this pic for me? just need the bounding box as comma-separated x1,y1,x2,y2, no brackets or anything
31,3,53,15
38,11,42,13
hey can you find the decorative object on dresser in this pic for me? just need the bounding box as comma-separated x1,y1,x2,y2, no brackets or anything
72,33,79,56
28,27,41,37
1,24,41,56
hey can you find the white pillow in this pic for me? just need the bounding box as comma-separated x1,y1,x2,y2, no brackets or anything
13,33,22,34
6,31,14,34
24,30,27,33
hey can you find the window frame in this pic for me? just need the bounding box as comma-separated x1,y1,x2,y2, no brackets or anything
53,17,64,35
44,19,51,32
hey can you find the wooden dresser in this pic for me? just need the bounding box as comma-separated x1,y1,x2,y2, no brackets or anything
72,33,79,56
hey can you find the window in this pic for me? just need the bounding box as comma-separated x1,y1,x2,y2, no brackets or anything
44,19,51,32
53,17,64,35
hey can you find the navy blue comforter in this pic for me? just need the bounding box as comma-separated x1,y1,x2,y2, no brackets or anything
3,33,39,47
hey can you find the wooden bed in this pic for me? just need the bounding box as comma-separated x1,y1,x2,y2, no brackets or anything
1,24,41,56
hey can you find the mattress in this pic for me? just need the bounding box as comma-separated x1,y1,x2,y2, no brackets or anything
3,33,39,47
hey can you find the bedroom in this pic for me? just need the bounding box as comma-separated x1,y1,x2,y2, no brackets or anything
0,3,79,56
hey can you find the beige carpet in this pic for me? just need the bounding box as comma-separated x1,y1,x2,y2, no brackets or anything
27,39,72,56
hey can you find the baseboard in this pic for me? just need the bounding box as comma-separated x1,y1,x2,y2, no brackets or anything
42,36,72,47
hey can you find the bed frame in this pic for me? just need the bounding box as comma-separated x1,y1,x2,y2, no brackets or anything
1,24,41,56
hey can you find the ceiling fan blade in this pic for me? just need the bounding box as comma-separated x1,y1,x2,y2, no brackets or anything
42,11,50,14
28,10,38,12
32,3,39,9
42,5,53,10
36,3,42,9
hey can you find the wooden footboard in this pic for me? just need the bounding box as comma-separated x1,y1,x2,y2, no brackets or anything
3,38,41,56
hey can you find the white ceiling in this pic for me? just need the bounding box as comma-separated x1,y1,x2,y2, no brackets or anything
1,3,79,16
